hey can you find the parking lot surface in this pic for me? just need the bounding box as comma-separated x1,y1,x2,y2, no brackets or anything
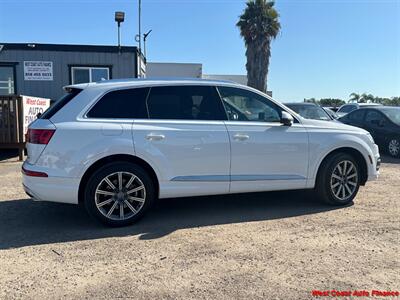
0,157,399,299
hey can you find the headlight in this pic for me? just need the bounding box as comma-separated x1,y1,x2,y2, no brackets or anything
366,133,375,144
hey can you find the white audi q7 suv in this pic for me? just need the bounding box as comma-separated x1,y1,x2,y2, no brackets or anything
22,79,380,226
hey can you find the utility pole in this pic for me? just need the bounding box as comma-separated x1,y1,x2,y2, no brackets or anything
138,0,142,52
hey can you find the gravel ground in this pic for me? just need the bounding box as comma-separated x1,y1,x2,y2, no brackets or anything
0,157,399,299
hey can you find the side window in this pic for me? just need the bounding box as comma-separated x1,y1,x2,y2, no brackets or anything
218,86,282,122
87,87,149,118
146,85,227,120
348,110,365,121
365,110,384,124
339,105,356,113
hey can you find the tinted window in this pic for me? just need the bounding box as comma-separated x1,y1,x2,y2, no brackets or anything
338,104,357,113
365,110,384,123
381,107,400,126
40,88,82,119
348,109,365,121
218,86,282,122
87,88,149,119
147,85,227,120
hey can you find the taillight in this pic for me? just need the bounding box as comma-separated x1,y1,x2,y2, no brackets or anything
27,129,55,144
22,166,48,177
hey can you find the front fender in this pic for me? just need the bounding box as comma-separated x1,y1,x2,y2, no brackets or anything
306,132,375,188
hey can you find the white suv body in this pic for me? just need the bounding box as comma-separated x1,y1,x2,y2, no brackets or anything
22,79,380,226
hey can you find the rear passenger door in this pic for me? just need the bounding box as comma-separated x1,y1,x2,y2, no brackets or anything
132,85,231,199
344,109,366,128
364,110,388,145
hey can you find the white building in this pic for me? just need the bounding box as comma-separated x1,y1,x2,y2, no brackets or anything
146,62,202,78
146,62,272,96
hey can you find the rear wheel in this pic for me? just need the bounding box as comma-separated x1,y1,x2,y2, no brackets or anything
316,153,360,205
387,138,400,158
84,162,155,226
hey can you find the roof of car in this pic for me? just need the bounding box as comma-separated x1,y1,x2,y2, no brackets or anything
341,103,382,106
284,102,318,106
65,77,239,90
356,106,399,111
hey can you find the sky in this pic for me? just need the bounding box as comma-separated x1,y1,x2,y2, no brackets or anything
0,0,399,102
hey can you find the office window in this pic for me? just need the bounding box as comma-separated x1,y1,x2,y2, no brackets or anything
0,66,15,95
71,66,110,84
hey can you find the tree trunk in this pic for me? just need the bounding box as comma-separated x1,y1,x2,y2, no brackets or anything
245,39,271,93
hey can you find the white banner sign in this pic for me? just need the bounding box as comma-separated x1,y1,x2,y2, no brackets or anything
24,61,53,81
22,95,51,135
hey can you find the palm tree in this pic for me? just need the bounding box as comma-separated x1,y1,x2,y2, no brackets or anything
349,93,360,103
359,93,375,103
237,0,280,92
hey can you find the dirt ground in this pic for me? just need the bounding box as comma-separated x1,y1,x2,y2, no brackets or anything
0,156,399,299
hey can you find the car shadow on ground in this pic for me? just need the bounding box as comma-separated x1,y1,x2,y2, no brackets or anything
381,154,400,164
0,190,350,249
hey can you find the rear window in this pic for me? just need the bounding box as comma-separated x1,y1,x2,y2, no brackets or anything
40,88,82,119
338,105,356,113
87,87,150,119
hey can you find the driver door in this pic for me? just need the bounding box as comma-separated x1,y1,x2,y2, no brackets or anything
218,86,309,193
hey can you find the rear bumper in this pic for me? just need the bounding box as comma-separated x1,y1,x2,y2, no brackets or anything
22,162,79,204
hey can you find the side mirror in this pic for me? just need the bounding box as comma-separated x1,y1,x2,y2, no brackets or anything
281,111,293,126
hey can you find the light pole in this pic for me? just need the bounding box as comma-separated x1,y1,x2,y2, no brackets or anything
115,11,125,53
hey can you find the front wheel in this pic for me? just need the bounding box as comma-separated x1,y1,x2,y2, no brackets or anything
387,138,400,158
84,162,156,226
316,153,360,205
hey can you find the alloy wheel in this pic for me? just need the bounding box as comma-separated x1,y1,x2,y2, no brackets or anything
388,139,400,157
330,160,358,201
95,171,146,221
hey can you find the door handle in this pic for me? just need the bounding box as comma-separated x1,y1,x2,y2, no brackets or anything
233,133,249,141
146,133,165,141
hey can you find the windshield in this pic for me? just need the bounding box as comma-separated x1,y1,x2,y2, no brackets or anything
286,104,331,121
382,107,400,126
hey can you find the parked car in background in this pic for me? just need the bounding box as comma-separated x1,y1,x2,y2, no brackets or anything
339,106,400,157
285,102,333,121
337,103,382,118
22,79,380,226
322,107,339,120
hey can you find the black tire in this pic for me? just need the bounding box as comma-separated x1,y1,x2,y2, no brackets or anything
315,153,360,205
84,161,156,227
387,137,400,158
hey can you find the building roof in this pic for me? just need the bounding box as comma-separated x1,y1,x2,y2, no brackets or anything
0,43,138,53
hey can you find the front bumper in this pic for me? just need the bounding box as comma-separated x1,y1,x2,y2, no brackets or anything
367,144,380,181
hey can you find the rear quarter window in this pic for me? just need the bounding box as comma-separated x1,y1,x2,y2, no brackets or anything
40,88,82,119
349,109,365,121
87,87,150,119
